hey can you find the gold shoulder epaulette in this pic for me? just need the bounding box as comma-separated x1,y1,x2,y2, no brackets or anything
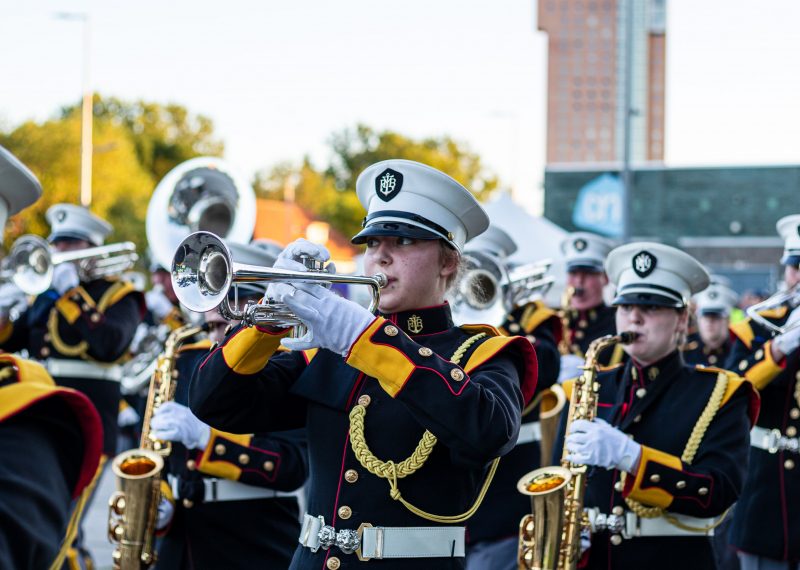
460,324,502,338
519,301,557,333
178,339,214,353
694,365,750,409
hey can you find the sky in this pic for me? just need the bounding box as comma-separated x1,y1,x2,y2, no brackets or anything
1,0,798,215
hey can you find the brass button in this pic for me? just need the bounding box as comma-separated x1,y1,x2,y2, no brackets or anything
791,408,800,420
90,313,101,323
787,426,798,437
418,347,433,357
571,344,580,353
384,325,399,337
738,360,748,371
40,347,50,357
526,335,536,343
182,498,194,509
612,505,624,516
698,487,709,496
636,388,647,398
755,349,764,360
633,415,642,423
345,469,359,483
508,323,520,333
708,355,718,365
578,319,588,328
648,368,659,381
186,459,197,471
614,480,623,492
43,333,51,342
676,480,687,489
338,505,352,520
575,330,585,340
263,461,275,471
785,459,795,470
357,395,371,407
326,557,341,570
81,303,91,311
214,443,226,455
450,368,465,382
610,534,622,546
239,453,250,465
649,474,661,483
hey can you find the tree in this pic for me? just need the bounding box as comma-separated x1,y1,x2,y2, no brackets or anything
254,124,498,239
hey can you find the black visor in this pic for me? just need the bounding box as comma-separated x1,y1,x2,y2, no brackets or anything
351,221,442,245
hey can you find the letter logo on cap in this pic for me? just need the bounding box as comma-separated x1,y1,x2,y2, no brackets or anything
375,168,403,202
57,210,67,223
633,251,657,278
574,238,587,252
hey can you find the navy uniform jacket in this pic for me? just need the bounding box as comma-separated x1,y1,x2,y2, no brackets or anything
158,341,308,569
467,300,561,543
555,350,757,569
726,306,800,561
0,354,102,570
681,331,732,368
563,303,625,367
0,277,145,454
189,304,537,570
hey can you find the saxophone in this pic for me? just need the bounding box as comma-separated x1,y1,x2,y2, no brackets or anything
108,323,207,569
517,332,638,570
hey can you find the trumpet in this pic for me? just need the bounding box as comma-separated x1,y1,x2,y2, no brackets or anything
2,234,138,295
746,283,800,336
171,231,387,328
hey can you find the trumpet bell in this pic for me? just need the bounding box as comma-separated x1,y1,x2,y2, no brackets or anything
172,232,233,313
7,234,53,295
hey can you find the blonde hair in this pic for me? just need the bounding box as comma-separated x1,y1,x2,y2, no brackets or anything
438,241,465,292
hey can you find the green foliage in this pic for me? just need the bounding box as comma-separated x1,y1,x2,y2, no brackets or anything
253,124,498,240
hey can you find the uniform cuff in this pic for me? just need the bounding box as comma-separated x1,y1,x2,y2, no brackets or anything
197,429,253,480
221,326,290,375
345,317,415,397
623,445,682,509
743,340,785,390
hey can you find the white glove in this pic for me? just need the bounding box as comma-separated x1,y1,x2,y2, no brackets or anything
145,288,175,320
280,285,376,356
773,306,800,356
580,527,591,557
265,238,334,303
558,354,585,384
118,406,140,428
0,282,29,320
151,401,211,450
565,418,642,473
51,262,80,295
155,497,174,530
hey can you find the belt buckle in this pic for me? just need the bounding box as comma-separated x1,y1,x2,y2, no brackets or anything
767,428,782,454
355,523,377,561
314,516,336,553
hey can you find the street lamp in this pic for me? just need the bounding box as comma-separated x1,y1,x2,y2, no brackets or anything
55,12,93,207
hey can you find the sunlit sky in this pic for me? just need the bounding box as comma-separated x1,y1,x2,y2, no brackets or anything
1,0,798,214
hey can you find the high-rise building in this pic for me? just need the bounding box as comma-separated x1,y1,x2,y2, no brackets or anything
538,0,666,164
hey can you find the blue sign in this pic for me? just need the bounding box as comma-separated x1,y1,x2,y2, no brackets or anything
572,173,623,237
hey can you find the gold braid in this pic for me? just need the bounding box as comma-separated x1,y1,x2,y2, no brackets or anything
348,332,502,523
623,371,729,532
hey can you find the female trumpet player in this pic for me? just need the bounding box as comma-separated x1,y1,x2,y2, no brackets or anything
557,243,757,569
189,159,537,569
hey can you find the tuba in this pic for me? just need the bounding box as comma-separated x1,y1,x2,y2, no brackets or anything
108,323,207,569
171,231,386,329
517,332,638,570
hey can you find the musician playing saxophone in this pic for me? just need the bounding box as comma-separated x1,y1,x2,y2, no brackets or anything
556,243,757,569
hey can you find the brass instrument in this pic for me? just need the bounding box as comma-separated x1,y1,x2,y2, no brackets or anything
108,323,206,569
3,234,137,295
517,332,639,570
171,231,387,328
746,283,800,335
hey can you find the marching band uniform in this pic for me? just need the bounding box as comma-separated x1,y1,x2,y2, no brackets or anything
728,215,800,569
463,225,562,569
0,147,103,570
0,204,145,456
682,282,738,367
559,233,623,372
189,160,538,569
153,240,307,569
558,243,758,570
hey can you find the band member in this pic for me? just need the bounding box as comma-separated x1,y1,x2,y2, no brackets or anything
145,260,187,330
150,241,307,569
463,225,561,570
559,232,621,379
558,242,757,569
189,159,537,569
728,214,800,570
682,280,738,367
0,146,103,569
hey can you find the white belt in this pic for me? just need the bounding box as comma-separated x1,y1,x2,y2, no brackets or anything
168,474,295,503
751,426,800,454
586,508,716,538
299,513,465,560
43,358,123,382
516,421,542,446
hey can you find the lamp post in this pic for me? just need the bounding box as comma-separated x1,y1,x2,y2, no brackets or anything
55,12,93,207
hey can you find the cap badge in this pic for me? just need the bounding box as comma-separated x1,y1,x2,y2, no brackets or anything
708,291,718,300
407,314,424,334
632,251,657,278
56,210,67,223
376,168,403,202
574,238,587,252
